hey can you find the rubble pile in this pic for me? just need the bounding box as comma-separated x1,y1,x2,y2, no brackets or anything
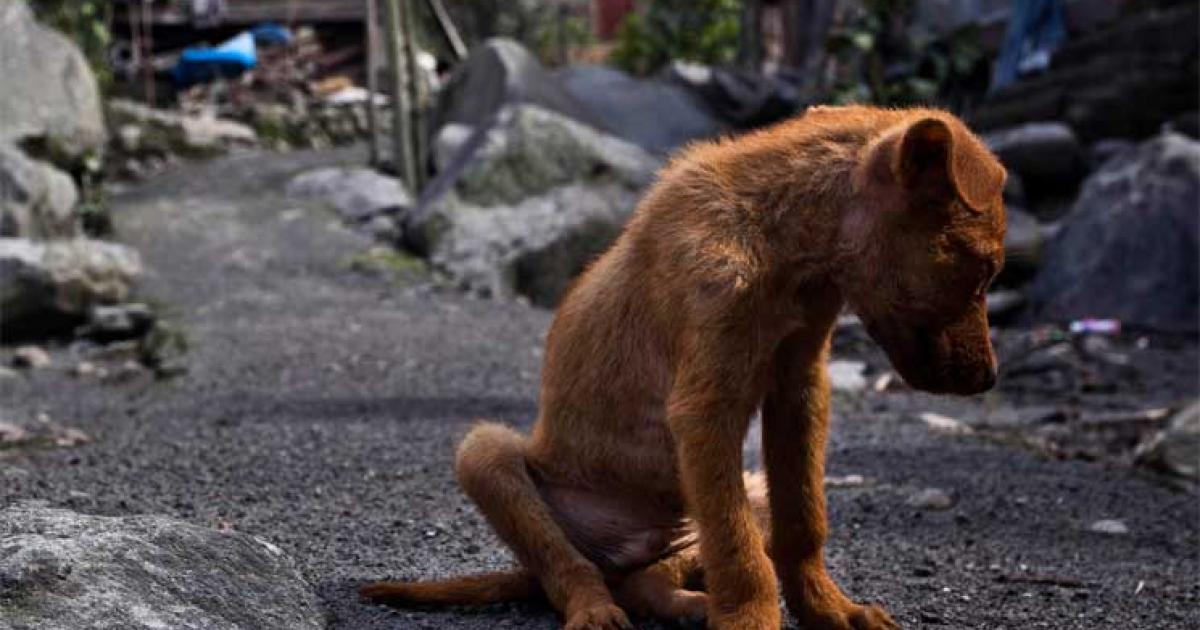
108,24,397,181
1,0,179,378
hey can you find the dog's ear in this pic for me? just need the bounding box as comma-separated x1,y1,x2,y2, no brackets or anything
894,117,1005,213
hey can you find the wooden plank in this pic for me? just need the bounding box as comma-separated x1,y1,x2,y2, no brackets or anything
115,0,365,26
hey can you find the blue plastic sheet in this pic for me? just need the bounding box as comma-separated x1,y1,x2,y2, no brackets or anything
251,23,292,46
171,31,257,86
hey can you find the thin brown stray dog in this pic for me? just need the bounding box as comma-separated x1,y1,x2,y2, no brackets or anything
362,105,1007,629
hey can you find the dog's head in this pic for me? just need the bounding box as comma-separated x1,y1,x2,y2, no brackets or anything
839,114,1007,395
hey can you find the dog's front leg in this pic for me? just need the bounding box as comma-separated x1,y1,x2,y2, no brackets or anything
762,333,900,630
667,342,780,630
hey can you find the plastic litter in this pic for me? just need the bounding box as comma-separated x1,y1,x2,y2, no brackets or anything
1069,319,1121,335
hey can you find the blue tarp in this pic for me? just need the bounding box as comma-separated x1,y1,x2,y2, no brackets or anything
171,31,257,86
251,23,292,46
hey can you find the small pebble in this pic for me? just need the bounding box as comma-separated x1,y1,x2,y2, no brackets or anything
73,361,98,377
917,412,974,435
1089,519,1129,535
12,346,51,369
828,359,868,393
907,487,955,510
825,474,866,487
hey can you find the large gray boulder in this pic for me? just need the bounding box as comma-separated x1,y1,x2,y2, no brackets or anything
0,145,79,239
983,122,1086,206
0,0,106,156
409,105,661,305
1027,133,1199,329
0,238,142,338
0,502,323,630
435,38,604,133
555,64,725,155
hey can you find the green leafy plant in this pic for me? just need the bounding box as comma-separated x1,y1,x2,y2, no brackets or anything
33,0,114,92
826,0,984,106
610,0,741,76
534,10,594,66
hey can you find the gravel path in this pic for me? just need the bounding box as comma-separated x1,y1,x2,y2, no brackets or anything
2,148,1196,629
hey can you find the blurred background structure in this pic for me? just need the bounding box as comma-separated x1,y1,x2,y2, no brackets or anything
1,1,1197,629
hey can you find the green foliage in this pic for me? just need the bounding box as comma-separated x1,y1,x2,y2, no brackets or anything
534,11,594,66
826,0,984,106
32,0,113,92
610,0,741,76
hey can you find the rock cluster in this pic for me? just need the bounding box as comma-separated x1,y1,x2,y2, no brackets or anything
411,104,661,305
1025,132,1199,329
0,0,145,342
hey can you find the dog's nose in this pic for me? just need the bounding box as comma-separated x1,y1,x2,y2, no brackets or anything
979,366,997,391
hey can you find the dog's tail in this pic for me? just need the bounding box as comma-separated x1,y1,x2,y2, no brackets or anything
360,569,541,607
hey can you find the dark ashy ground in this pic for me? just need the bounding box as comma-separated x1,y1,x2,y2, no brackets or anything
1,148,1197,629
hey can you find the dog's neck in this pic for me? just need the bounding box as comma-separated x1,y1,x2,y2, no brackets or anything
717,117,888,284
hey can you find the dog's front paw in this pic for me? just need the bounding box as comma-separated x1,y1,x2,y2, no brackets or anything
794,602,902,630
849,604,902,630
564,602,633,630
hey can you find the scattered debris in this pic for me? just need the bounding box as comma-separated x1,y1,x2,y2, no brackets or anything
0,416,89,450
0,421,30,445
107,99,258,159
1070,319,1121,335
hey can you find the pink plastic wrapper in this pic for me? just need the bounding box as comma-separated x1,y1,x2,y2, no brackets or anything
1068,319,1121,335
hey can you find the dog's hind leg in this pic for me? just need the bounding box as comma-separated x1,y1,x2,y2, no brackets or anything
453,421,629,630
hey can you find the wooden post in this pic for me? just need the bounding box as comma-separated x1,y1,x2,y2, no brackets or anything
738,0,763,72
399,0,427,192
381,0,417,191
426,0,466,61
364,0,381,166
141,0,155,104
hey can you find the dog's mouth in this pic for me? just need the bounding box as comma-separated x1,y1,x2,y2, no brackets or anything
862,313,996,396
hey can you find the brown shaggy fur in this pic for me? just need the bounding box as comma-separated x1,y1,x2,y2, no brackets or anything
361,105,1007,629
